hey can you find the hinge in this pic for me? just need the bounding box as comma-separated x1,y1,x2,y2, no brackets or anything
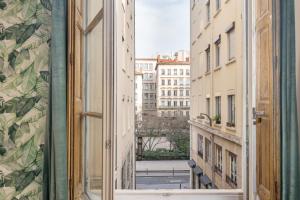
105,140,112,149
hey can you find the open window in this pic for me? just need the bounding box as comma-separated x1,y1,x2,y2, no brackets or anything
67,0,284,199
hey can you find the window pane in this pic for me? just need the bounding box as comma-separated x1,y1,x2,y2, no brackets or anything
87,0,103,25
84,15,103,198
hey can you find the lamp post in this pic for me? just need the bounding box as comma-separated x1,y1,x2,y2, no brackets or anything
198,113,215,188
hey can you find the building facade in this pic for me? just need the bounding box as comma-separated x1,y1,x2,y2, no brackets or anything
156,58,191,118
190,0,243,189
114,0,135,189
135,58,157,117
135,69,143,123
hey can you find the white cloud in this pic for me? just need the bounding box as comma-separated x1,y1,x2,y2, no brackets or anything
135,0,190,58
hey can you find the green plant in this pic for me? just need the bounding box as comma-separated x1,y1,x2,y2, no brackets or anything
213,115,221,124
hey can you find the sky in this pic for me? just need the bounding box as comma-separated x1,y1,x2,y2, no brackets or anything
135,0,190,58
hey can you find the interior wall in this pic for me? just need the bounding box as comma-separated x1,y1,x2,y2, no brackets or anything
0,0,51,199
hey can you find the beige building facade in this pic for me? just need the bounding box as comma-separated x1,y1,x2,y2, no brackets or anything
114,0,135,189
156,59,191,118
135,58,157,117
190,0,243,189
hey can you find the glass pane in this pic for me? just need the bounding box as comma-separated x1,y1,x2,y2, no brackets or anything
84,14,103,199
84,117,103,197
87,0,103,25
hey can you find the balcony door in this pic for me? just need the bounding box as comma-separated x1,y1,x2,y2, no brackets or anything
255,0,280,199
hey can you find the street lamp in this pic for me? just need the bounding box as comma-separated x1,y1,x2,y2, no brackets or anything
198,113,212,127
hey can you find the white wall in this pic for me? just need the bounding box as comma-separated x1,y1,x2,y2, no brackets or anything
115,190,243,200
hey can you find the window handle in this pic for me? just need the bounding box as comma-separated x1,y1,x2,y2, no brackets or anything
254,110,265,124
80,112,103,119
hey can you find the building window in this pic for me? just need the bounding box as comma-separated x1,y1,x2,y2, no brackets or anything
179,78,184,85
161,90,165,96
161,100,165,106
167,69,171,75
174,90,177,96
168,101,171,107
215,96,221,124
205,138,211,162
168,90,171,96
206,0,210,23
215,38,221,67
186,111,189,117
197,135,204,158
174,79,177,85
186,101,190,106
206,46,211,72
215,144,222,175
180,111,184,117
216,0,221,10
161,69,165,75
227,152,237,188
161,79,165,85
186,90,190,96
186,69,190,75
227,95,235,127
174,101,177,107
227,26,235,60
180,90,184,96
206,98,210,116
174,69,177,75
149,64,153,70
180,101,183,107
180,69,184,75
168,79,171,85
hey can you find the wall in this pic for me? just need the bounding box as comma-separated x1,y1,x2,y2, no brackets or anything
115,0,135,190
0,0,51,199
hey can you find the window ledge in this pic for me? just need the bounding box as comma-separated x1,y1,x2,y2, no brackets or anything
204,22,211,30
214,123,222,129
226,126,236,132
226,58,236,66
197,75,203,79
115,189,243,200
214,66,222,72
205,71,211,76
214,9,221,18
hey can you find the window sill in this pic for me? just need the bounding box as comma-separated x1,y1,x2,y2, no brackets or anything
214,66,222,72
115,189,243,200
205,71,211,76
214,123,222,129
204,22,211,30
226,126,236,132
197,75,203,79
226,58,236,66
214,9,221,18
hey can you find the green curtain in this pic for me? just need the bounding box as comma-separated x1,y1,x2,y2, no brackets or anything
43,0,68,199
280,0,300,199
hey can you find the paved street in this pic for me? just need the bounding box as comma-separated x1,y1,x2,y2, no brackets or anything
136,160,190,189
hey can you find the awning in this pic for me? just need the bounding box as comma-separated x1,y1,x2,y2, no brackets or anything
187,159,196,168
200,175,212,186
193,166,203,176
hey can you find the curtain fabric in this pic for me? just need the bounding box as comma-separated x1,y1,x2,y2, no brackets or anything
280,0,300,199
43,0,68,199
